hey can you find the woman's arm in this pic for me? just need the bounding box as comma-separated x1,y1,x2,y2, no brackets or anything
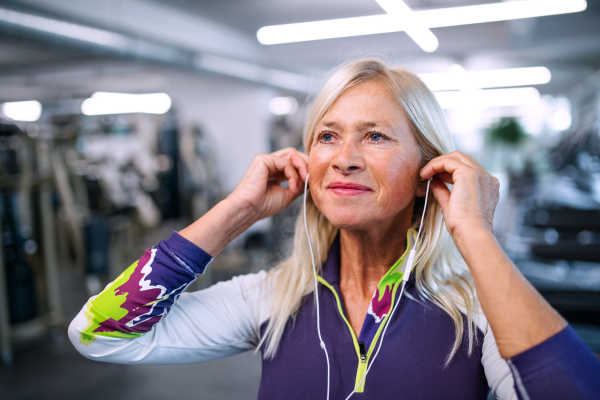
69,262,274,364
420,151,565,358
421,151,600,399
69,148,308,362
180,148,308,256
454,227,566,358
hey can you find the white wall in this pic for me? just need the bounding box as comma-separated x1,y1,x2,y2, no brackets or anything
166,70,273,193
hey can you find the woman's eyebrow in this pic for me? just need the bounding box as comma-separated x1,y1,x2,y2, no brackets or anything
320,120,342,129
356,121,381,130
319,121,385,130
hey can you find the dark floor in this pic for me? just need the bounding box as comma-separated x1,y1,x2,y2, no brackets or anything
0,330,262,400
2,323,599,400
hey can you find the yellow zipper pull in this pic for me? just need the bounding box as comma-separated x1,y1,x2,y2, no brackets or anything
359,341,367,363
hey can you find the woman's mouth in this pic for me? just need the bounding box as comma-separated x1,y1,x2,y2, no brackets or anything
327,182,373,196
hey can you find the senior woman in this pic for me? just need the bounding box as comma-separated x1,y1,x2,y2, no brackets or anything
69,58,600,400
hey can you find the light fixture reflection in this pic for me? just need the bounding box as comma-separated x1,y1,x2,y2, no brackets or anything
257,0,586,45
419,67,551,91
434,88,541,109
81,92,172,115
269,97,298,115
375,0,438,52
2,100,42,121
548,97,572,131
0,8,126,47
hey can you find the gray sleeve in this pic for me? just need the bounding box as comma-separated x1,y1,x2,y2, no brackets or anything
481,325,518,400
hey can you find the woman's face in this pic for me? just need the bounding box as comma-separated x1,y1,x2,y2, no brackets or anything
308,79,426,231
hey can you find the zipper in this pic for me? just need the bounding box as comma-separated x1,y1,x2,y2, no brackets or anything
317,259,403,394
315,228,415,394
355,277,402,392
355,352,368,392
355,341,368,391
358,342,367,362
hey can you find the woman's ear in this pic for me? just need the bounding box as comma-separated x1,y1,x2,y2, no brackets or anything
415,178,429,197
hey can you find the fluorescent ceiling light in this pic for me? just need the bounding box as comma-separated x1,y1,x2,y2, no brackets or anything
421,0,586,28
547,97,572,131
257,0,587,45
81,92,172,115
375,0,438,52
269,97,298,115
435,87,540,109
0,8,127,47
2,100,42,121
420,66,551,91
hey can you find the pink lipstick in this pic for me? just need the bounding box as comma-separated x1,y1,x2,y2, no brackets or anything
328,182,373,196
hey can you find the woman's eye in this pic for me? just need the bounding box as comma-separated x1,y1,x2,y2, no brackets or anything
369,133,383,142
321,134,334,142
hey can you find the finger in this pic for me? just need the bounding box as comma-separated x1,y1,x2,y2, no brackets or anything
420,157,471,180
289,152,309,182
267,170,287,184
429,178,451,215
423,151,479,172
268,156,299,196
432,171,454,185
271,147,294,159
272,147,309,164
442,151,479,167
273,148,309,181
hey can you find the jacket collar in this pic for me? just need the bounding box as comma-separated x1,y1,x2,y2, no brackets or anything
320,228,417,285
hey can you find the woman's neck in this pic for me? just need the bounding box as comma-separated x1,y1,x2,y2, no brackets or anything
339,218,412,299
337,207,415,338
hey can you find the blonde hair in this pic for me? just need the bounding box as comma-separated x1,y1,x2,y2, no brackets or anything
260,57,478,365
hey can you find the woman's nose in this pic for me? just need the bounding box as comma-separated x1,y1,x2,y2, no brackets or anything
332,141,366,174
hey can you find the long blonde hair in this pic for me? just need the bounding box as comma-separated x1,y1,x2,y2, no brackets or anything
260,57,478,364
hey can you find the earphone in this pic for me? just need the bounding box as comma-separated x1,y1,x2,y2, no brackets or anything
303,173,332,400
303,174,431,400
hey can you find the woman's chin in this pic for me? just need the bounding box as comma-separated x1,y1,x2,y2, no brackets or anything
322,211,377,231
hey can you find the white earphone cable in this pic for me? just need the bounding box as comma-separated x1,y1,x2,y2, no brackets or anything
414,178,431,246
304,175,431,400
344,178,431,399
303,173,331,400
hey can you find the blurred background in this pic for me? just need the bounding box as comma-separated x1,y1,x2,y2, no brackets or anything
0,0,598,399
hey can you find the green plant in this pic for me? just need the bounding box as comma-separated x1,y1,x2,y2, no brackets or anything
486,117,527,145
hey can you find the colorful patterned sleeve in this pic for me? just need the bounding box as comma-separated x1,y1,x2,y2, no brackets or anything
78,231,213,346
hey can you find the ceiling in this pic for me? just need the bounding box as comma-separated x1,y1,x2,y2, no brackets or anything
147,0,600,74
149,0,494,35
0,0,599,98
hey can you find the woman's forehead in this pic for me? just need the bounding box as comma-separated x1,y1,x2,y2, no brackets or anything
317,80,406,128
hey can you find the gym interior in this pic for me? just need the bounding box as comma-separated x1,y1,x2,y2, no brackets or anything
0,1,599,399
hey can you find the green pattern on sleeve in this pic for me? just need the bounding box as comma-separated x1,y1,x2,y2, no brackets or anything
80,261,143,345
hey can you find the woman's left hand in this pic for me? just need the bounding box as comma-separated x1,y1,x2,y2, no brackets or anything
419,151,500,242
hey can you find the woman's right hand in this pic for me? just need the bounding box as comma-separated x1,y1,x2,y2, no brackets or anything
180,148,308,256
228,147,309,222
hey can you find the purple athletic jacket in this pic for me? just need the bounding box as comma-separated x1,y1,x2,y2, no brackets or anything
69,232,600,400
